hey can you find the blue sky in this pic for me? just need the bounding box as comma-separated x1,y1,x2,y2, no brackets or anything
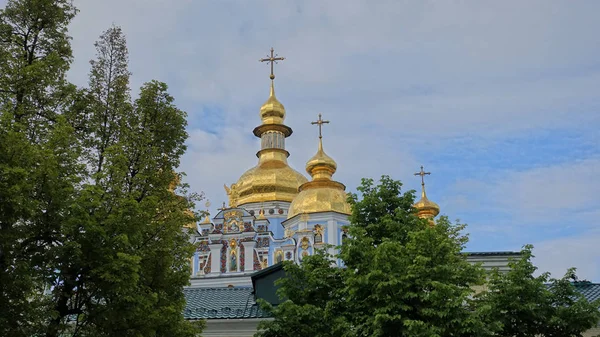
11,0,600,280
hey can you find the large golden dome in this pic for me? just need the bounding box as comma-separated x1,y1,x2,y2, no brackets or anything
225,78,307,207
228,150,308,206
288,121,351,219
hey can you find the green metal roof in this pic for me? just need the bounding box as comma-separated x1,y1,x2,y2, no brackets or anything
183,283,600,320
183,287,269,320
572,282,600,302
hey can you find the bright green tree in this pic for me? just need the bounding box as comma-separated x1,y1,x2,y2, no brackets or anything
255,249,349,337
476,245,600,337
257,176,600,337
257,176,487,337
341,176,486,337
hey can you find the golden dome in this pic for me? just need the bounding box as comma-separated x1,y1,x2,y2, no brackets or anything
259,81,285,125
228,153,308,206
287,181,351,219
288,117,351,219
414,191,440,219
225,78,307,207
306,138,337,179
413,166,440,220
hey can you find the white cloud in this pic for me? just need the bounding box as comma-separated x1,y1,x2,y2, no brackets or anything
491,157,600,223
534,230,600,281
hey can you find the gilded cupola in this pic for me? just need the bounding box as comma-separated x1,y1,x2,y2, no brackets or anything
413,166,440,222
287,114,351,219
224,48,307,207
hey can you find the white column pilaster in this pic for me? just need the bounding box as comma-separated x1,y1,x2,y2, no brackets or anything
242,241,256,272
209,243,222,275
327,219,336,256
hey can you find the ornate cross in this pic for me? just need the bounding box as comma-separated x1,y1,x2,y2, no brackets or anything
259,47,285,80
414,165,431,187
311,113,330,139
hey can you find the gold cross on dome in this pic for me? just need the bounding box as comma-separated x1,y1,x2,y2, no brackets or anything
310,113,330,139
414,165,431,187
259,47,285,80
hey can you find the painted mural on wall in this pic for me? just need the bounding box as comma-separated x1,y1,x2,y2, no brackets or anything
190,207,346,276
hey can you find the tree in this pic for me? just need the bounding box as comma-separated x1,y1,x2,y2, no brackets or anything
38,27,201,337
0,0,77,139
257,176,487,337
0,1,78,335
255,249,349,337
257,176,600,337
0,2,203,335
476,245,600,337
340,176,486,337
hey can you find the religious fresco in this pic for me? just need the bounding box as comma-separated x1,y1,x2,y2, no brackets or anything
275,250,284,263
224,210,243,233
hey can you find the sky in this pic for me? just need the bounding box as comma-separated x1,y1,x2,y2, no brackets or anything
8,0,600,280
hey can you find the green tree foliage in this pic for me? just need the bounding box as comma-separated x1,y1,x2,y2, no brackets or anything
256,249,349,337
476,245,600,337
0,2,202,336
257,176,600,337
342,176,486,337
0,1,78,335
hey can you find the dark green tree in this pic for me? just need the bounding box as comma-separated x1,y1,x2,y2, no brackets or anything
39,27,202,337
476,245,600,337
0,1,78,335
0,2,203,335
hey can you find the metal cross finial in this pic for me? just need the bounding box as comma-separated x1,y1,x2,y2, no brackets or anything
414,165,431,187
259,47,285,80
310,113,330,139
218,201,227,211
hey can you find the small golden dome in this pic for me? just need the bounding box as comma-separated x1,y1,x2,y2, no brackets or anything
305,138,337,179
288,115,351,219
414,191,440,219
259,81,285,125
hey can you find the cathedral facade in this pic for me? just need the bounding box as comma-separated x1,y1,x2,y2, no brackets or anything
188,64,357,288
187,50,442,289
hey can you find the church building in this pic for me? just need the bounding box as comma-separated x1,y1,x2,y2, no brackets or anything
182,49,600,337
